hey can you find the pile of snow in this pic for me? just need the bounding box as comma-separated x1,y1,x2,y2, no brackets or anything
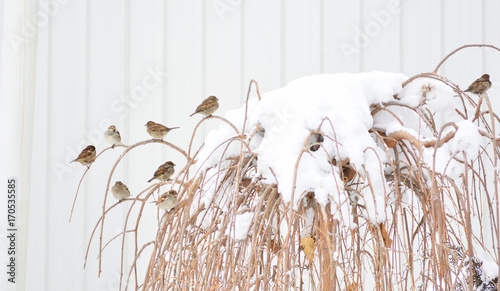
196,72,481,224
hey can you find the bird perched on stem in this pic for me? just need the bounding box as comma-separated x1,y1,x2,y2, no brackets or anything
190,96,219,117
70,145,96,167
145,121,179,140
148,161,176,183
465,74,491,95
154,190,178,211
104,125,122,148
111,181,130,201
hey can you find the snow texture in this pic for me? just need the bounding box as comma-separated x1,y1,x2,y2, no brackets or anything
481,258,499,287
226,212,254,241
196,72,482,224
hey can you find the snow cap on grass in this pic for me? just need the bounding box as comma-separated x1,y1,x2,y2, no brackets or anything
374,77,459,138
452,120,480,157
373,77,481,181
197,72,407,224
481,258,499,283
422,120,481,181
226,212,254,241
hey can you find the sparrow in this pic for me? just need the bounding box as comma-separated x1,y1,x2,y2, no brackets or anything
154,190,178,211
190,96,219,117
111,181,130,201
70,145,96,167
104,125,122,148
148,161,176,182
465,74,491,95
145,121,179,139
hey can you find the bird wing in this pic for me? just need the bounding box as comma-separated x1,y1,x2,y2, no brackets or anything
77,149,93,160
150,122,168,132
197,101,214,112
155,195,166,204
465,82,478,92
153,167,165,178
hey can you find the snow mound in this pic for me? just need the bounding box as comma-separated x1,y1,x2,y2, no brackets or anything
196,72,481,224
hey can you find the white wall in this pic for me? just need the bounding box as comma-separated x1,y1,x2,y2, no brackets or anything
3,0,500,290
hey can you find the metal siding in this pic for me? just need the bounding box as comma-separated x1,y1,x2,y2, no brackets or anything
21,0,500,289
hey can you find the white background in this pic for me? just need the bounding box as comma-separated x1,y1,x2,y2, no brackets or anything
1,0,500,290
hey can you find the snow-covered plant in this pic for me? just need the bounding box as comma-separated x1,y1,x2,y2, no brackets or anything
80,44,500,290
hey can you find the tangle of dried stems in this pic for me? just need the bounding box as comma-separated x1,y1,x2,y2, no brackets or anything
77,45,500,290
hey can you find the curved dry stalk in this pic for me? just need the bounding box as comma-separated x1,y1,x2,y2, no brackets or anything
69,166,91,223
101,229,135,254
187,114,241,160
97,138,190,277
84,52,500,289
401,73,473,121
402,45,500,89
384,125,457,151
69,145,128,223
84,185,156,269
125,241,156,290
371,105,405,126
480,93,499,280
242,79,261,135
402,72,440,88
433,44,500,73
117,190,155,291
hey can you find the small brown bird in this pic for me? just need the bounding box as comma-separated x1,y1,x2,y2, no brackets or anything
465,74,491,95
70,145,96,167
190,96,219,117
111,181,130,201
148,161,176,182
104,125,122,148
145,121,179,139
154,190,178,211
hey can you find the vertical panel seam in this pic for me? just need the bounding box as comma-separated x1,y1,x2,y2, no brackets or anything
201,0,207,137
359,0,364,73
482,0,486,71
122,0,131,278
280,0,285,86
319,0,324,74
81,1,91,290
240,2,245,102
440,0,445,76
399,0,403,73
44,0,53,290
162,0,168,161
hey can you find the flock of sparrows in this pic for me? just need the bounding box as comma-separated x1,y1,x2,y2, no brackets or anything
70,75,492,207
71,96,220,209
